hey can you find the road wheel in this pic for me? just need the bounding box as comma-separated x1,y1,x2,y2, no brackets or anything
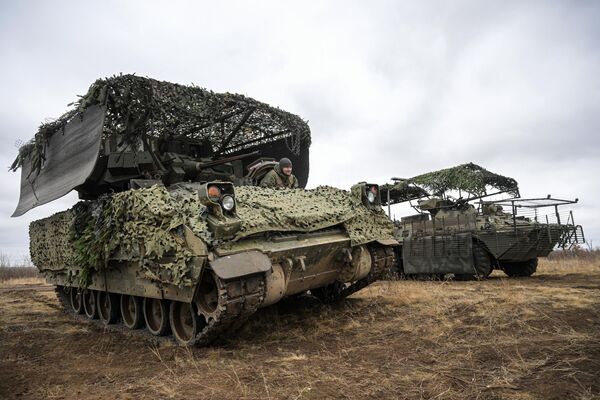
170,301,203,345
502,258,538,277
83,290,98,319
120,294,144,329
97,291,119,325
144,298,170,336
70,288,84,314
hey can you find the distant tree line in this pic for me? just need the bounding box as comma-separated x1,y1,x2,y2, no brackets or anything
0,252,39,281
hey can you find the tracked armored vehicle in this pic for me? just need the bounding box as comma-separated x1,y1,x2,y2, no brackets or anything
12,75,396,345
382,163,584,280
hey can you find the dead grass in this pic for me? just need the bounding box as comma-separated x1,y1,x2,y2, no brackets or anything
0,277,46,287
0,259,599,399
539,256,600,274
141,259,600,399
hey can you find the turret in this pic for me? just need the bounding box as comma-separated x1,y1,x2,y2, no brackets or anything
11,75,311,216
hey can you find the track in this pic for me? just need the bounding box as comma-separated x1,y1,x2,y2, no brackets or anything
312,244,396,302
340,244,396,297
192,272,266,346
52,271,267,346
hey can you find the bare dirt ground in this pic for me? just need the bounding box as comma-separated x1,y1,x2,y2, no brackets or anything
1,260,599,400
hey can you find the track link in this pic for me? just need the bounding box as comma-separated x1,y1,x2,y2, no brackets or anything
193,272,266,346
339,244,395,297
313,244,396,302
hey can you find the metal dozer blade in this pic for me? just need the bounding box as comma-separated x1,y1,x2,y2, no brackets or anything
12,105,105,217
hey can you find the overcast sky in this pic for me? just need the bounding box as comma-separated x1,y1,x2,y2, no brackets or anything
1,0,598,261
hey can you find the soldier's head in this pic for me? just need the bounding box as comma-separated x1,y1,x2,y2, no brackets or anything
279,158,293,176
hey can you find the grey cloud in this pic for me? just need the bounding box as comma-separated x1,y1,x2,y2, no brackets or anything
0,0,598,260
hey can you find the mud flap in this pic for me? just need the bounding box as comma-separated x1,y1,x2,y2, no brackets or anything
12,105,106,217
210,251,272,280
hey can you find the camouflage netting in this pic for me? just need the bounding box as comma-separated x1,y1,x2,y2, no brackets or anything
30,185,394,287
29,210,76,271
30,187,210,287
232,186,395,246
380,182,429,205
11,74,311,175
384,163,519,204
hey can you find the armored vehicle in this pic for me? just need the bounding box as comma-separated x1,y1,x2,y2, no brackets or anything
381,163,584,280
12,75,396,345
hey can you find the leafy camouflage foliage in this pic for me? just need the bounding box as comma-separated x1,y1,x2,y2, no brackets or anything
29,210,76,273
231,186,395,246
383,163,519,204
380,182,429,205
11,74,311,174
30,185,395,287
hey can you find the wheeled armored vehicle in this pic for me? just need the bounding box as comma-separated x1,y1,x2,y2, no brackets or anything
381,163,584,279
12,75,396,345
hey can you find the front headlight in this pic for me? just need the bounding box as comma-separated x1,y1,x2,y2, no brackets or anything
222,195,235,211
367,191,376,203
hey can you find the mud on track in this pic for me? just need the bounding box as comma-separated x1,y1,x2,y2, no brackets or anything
1,263,599,400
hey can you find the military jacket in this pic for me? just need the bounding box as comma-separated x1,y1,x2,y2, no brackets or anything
260,165,299,189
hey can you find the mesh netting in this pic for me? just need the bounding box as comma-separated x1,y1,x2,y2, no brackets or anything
11,74,311,174
30,185,394,287
384,163,519,203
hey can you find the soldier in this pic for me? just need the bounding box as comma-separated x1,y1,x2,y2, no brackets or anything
260,158,299,189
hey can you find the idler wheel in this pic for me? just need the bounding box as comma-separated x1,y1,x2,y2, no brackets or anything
70,288,84,314
170,301,204,345
143,298,170,336
120,295,144,329
97,291,119,325
83,290,98,319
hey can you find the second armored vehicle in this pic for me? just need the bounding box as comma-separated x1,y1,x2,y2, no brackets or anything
382,163,584,280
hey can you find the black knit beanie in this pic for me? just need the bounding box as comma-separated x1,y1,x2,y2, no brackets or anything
279,158,292,168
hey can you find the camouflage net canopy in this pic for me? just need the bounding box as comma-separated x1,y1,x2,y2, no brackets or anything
232,186,394,246
383,163,519,204
30,185,394,287
11,74,311,173
380,183,429,205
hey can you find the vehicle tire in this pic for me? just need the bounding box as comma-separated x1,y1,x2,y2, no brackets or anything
97,291,119,325
70,287,84,314
455,242,493,281
144,297,170,336
83,290,98,319
501,258,538,277
170,301,202,346
121,294,144,329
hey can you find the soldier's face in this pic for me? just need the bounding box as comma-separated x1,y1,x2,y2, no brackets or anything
282,166,292,176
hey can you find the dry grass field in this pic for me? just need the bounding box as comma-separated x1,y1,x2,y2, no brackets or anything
0,258,598,400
